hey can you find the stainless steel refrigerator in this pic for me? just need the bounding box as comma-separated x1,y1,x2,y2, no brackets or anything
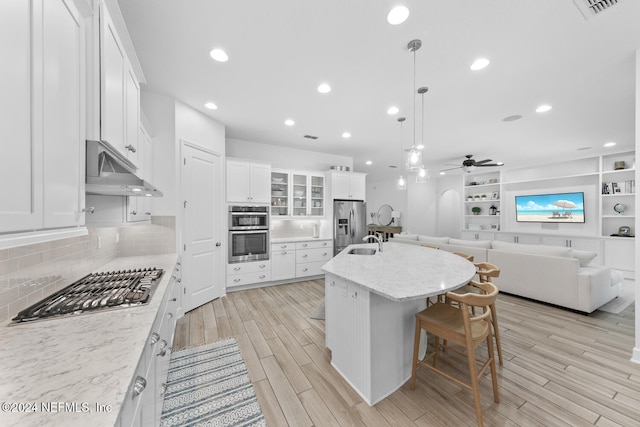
333,200,367,256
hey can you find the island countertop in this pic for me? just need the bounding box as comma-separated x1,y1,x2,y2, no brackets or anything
321,242,476,301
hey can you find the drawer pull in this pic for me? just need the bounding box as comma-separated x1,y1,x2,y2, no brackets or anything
281,245,287,248
281,251,287,255
302,254,308,258
302,243,308,247
259,264,266,268
234,267,241,271
303,268,308,272
322,252,327,256
234,278,241,282
259,275,266,279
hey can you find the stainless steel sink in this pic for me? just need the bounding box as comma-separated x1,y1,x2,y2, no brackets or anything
348,248,377,255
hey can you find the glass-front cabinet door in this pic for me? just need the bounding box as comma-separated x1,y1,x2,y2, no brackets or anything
292,174,308,216
310,175,324,216
271,171,289,216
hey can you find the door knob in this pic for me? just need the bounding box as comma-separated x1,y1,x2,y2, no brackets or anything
216,242,221,247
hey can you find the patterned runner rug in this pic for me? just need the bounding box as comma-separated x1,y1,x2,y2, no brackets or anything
160,337,266,427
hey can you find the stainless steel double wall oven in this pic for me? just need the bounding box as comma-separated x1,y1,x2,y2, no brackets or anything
228,205,269,263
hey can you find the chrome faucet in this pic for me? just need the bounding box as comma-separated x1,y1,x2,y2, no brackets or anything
362,233,383,252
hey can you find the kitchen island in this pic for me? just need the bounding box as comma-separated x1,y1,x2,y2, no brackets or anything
0,254,178,427
322,242,476,405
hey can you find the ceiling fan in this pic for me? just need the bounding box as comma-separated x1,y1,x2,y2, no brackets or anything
441,154,504,173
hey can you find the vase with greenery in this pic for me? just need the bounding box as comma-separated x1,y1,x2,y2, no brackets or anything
472,207,481,215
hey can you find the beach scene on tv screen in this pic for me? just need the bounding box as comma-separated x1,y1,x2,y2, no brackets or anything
515,192,585,223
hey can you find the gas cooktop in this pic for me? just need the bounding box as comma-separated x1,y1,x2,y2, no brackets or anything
12,268,164,324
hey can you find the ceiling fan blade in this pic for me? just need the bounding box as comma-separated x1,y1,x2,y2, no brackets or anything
474,159,492,165
440,165,463,172
476,163,502,167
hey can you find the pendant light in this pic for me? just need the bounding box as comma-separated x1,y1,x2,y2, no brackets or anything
405,39,422,172
416,86,429,183
397,117,407,190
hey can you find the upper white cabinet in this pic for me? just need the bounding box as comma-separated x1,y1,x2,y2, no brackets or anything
226,160,271,203
100,1,140,165
271,169,325,217
327,171,366,200
0,0,86,233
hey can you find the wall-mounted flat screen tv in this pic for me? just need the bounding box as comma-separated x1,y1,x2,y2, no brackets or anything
515,192,585,223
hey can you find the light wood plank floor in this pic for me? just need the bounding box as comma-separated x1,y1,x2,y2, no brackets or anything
173,279,639,427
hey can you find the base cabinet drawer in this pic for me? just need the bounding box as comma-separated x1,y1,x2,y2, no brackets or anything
227,271,271,288
296,247,332,263
227,261,270,275
296,261,326,278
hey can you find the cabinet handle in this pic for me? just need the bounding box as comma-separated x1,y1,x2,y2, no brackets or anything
133,376,147,397
82,207,95,214
234,267,241,271
281,251,287,255
145,212,151,216
322,242,327,246
259,275,266,279
281,245,287,248
125,144,137,153
259,264,266,268
166,312,174,319
130,210,137,216
302,254,308,258
234,278,241,282
216,242,222,247
303,268,308,272
352,291,358,298
322,252,327,256
302,243,308,247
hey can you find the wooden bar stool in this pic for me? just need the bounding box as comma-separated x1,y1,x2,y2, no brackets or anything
453,251,474,262
474,262,503,365
410,281,499,427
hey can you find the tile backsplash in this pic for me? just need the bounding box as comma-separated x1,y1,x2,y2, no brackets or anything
0,216,176,324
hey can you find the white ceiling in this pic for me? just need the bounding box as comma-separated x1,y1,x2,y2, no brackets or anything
118,0,640,181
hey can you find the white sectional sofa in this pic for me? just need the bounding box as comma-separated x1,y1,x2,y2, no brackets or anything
389,234,622,313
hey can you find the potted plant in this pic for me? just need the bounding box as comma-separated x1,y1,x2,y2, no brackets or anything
467,195,474,201
481,194,487,200
474,195,481,200
472,207,481,215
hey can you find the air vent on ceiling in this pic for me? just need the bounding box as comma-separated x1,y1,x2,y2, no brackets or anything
303,134,318,140
573,0,619,20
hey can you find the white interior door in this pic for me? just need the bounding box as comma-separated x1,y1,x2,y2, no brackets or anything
181,142,223,313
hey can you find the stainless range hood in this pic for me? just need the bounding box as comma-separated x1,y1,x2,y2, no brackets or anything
86,140,163,197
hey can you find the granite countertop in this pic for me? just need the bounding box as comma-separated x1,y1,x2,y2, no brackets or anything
321,242,476,301
0,254,178,427
271,236,332,243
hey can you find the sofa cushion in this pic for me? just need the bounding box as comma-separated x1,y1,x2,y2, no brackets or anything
394,233,418,241
572,249,597,267
449,238,492,248
491,240,572,257
417,235,449,245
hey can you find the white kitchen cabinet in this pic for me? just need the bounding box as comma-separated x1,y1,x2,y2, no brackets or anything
603,238,635,278
327,171,366,200
295,240,332,278
272,170,325,217
100,1,140,166
0,0,85,233
271,243,296,280
226,160,271,203
226,260,271,288
460,231,496,241
494,233,540,245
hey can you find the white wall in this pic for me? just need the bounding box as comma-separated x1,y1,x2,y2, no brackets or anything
226,138,352,172
365,178,408,228
176,101,225,154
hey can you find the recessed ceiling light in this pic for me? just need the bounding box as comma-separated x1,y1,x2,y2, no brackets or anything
387,6,410,25
342,132,351,139
209,48,228,62
604,141,617,147
387,106,399,115
204,102,218,110
439,171,446,175
366,160,372,165
470,58,490,71
317,83,331,94
536,104,552,113
284,119,295,126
